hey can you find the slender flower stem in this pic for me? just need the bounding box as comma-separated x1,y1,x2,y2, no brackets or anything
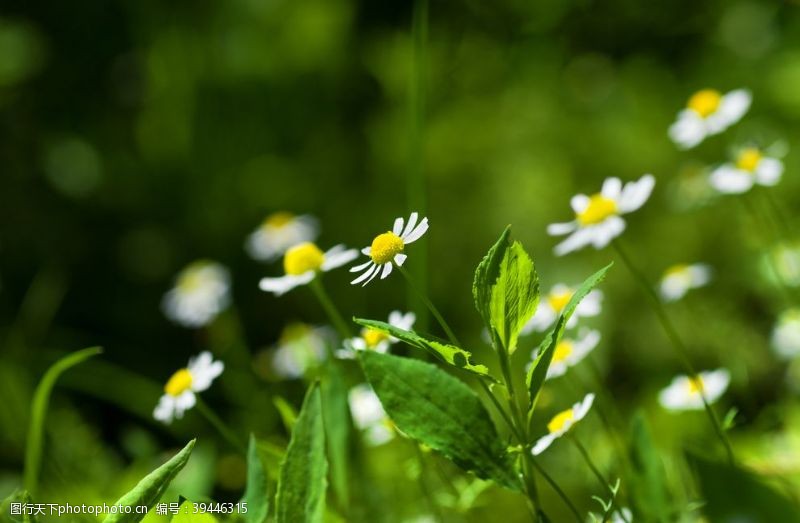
530,457,583,522
195,397,246,454
611,239,735,464
309,277,352,340
570,436,630,523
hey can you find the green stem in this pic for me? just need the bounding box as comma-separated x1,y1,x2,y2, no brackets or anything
530,457,583,522
611,239,735,464
571,436,630,523
309,277,352,340
195,397,246,454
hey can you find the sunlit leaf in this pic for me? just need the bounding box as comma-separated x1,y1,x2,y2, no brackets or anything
321,363,350,509
359,351,521,491
1,490,36,523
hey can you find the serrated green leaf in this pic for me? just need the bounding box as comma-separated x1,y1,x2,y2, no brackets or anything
629,413,670,522
242,434,270,523
489,241,539,354
171,500,217,523
275,383,327,523
526,263,612,414
691,453,800,522
104,439,196,523
353,318,496,381
359,351,521,491
321,363,350,509
24,346,103,494
473,226,511,330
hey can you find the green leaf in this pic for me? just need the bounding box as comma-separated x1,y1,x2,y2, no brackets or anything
359,351,521,491
275,383,327,523
171,500,217,523
272,396,297,433
628,413,670,522
321,363,350,509
104,439,196,523
691,453,800,522
353,318,496,381
473,228,540,354
526,263,612,414
24,346,103,494
242,434,270,523
1,490,36,523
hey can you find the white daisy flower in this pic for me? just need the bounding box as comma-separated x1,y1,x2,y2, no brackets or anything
533,329,601,380
772,309,800,361
267,323,330,379
162,261,231,328
338,311,416,359
668,89,751,149
532,393,595,455
658,369,730,411
350,212,429,286
659,263,712,302
522,284,603,333
349,384,394,446
259,242,359,296
548,175,655,256
588,508,632,523
153,351,224,424
245,212,319,262
709,147,784,194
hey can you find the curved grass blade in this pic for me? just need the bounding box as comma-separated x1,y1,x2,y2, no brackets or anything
24,346,103,494
104,439,196,523
242,435,270,523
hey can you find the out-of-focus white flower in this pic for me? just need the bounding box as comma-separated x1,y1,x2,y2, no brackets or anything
588,508,633,523
669,89,751,149
659,263,712,302
259,242,358,296
350,212,428,286
267,323,330,380
772,309,800,360
523,284,603,333
709,147,783,194
338,311,416,359
246,212,318,262
532,393,595,455
533,329,600,380
349,384,394,445
162,261,231,328
548,175,655,256
153,352,224,424
658,369,730,411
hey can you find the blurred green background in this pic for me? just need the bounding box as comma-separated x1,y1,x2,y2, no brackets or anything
2,0,800,520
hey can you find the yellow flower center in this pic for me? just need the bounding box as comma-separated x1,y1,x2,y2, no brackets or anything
165,368,193,396
664,264,690,279
370,232,404,264
283,242,325,275
548,408,575,433
362,328,389,348
687,89,722,118
547,290,573,313
577,194,618,226
264,211,294,228
687,376,705,394
553,340,574,363
177,270,204,292
736,148,762,172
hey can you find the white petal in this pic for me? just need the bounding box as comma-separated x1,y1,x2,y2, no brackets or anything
669,111,707,149
392,216,404,236
153,395,176,424
380,262,393,279
189,352,224,391
554,228,594,256
173,391,196,418
323,246,360,271
394,253,408,266
618,174,655,213
350,259,373,272
570,194,589,214
531,433,557,456
403,217,429,244
589,217,626,248
709,165,754,194
546,362,568,380
575,290,603,317
601,178,622,200
547,221,578,236
350,264,378,285
522,306,556,334
573,393,595,421
700,369,731,403
401,212,419,237
363,264,383,286
716,89,751,128
259,273,314,296
361,247,372,256
689,264,712,287
755,158,783,186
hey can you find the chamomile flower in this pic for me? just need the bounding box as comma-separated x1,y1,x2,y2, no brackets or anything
772,309,800,361
533,329,601,380
350,212,429,286
259,242,359,296
349,384,394,446
548,175,655,256
658,369,730,411
668,89,751,149
153,352,224,424
659,263,712,302
532,393,595,455
162,261,231,328
709,147,784,194
246,212,319,262
338,311,416,359
522,284,603,333
266,323,330,379
588,508,633,523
